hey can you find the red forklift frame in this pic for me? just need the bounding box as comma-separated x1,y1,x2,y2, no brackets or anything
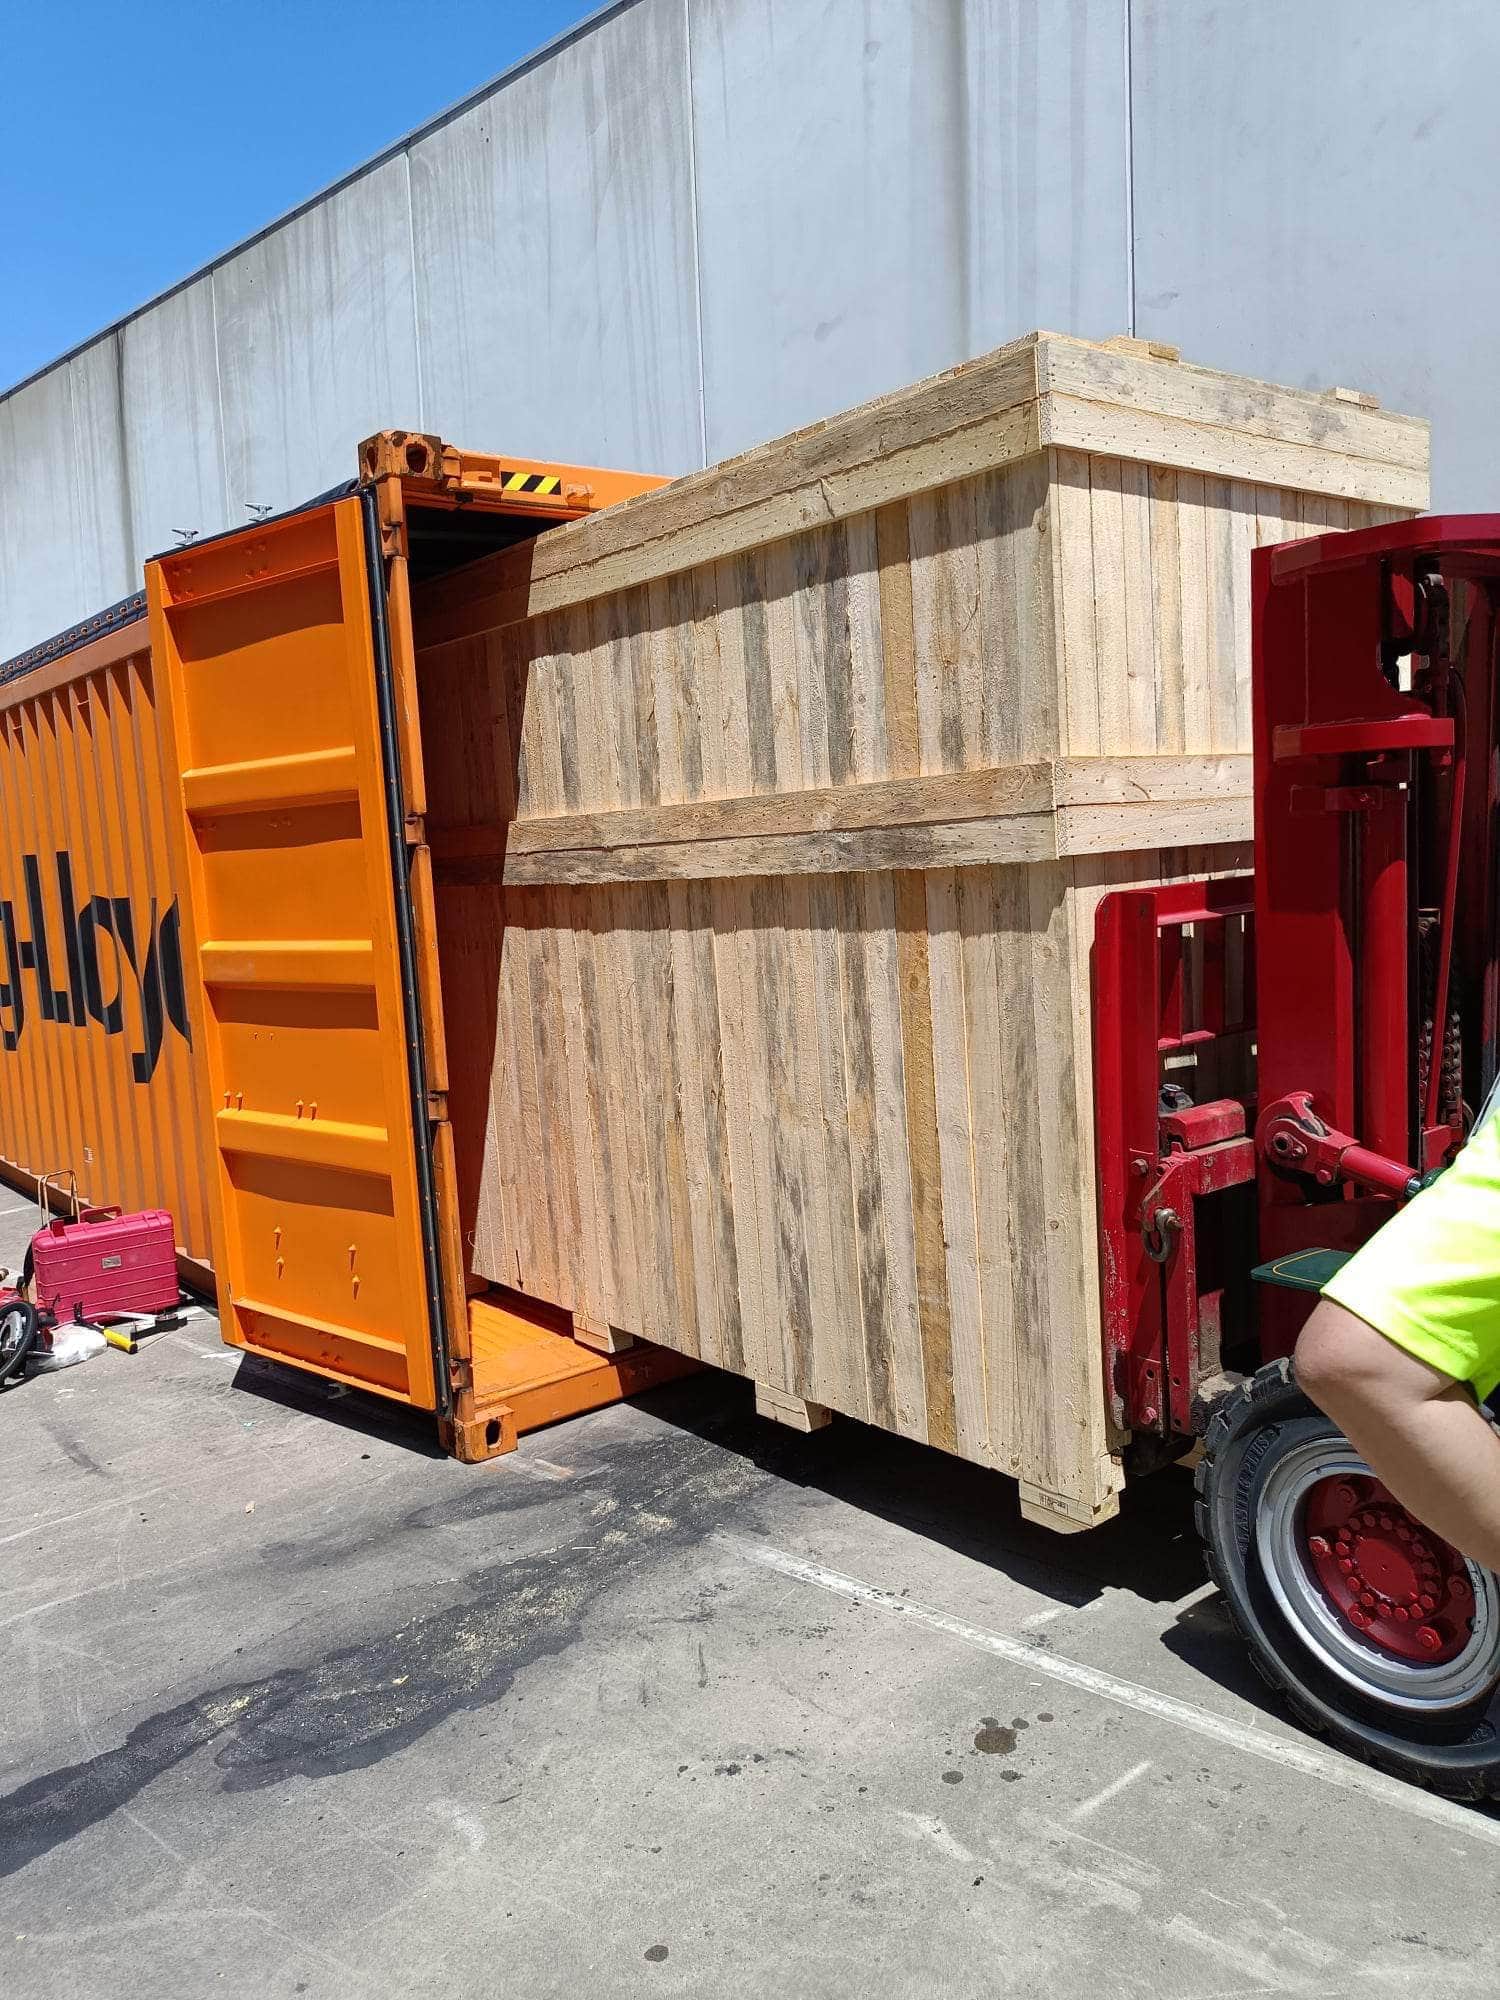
1096,515,1500,1446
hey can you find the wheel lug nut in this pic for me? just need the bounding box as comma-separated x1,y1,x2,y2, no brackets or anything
1416,1626,1443,1653
1451,1576,1472,1602
1396,1523,1412,1542
1393,1606,1409,1621
1308,1535,1331,1558
1421,1595,1438,1612
1349,1607,1370,1628
1360,1592,1377,1609
1378,1513,1394,1531
1338,1559,1354,1574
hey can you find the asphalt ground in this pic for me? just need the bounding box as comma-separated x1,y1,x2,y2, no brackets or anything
3,1195,1498,1998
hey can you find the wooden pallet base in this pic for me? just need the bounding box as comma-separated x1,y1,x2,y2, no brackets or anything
1017,1478,1122,1534
572,1314,637,1355
755,1383,833,1433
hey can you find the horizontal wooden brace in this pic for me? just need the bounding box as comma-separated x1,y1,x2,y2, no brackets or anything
1038,393,1429,511
428,754,1251,887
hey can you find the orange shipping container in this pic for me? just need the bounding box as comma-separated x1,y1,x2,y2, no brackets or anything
0,434,685,1458
0,604,213,1279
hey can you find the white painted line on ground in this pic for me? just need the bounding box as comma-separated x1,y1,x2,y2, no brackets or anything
1021,1605,1066,1629
1070,1759,1153,1821
0,1201,39,1218
0,1486,167,1548
717,1533,1500,1851
895,1810,974,1864
1170,1581,1218,1615
1163,1913,1311,1992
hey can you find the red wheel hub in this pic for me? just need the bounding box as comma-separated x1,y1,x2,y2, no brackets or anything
1303,1475,1473,1664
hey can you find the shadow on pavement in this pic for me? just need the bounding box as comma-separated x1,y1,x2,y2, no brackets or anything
630,1368,1207,1610
227,1349,449,1458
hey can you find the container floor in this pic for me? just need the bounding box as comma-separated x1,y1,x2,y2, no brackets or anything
466,1289,696,1446
1,1194,1494,1998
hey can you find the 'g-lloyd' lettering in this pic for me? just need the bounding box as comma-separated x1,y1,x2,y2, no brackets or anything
0,851,190,1083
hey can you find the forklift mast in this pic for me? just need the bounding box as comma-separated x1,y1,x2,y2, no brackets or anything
1096,516,1500,1447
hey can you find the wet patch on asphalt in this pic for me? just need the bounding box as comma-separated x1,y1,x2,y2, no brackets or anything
0,1422,768,1879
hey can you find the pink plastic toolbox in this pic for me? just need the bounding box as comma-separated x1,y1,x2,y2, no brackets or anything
30,1207,178,1321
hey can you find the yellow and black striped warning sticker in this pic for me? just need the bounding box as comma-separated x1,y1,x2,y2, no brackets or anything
501,471,562,496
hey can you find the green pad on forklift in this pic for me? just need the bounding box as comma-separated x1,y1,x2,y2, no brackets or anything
1251,1248,1354,1293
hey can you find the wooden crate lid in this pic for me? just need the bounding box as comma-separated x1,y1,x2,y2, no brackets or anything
430,330,1429,628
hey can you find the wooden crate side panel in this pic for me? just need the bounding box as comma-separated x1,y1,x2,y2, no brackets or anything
470,833,1251,1519
499,444,1405,857
471,868,957,1449
509,463,1061,825
1050,459,1420,759
467,848,1211,1515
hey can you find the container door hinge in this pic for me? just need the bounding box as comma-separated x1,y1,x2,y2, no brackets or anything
374,477,408,561
404,812,425,847
427,1091,448,1126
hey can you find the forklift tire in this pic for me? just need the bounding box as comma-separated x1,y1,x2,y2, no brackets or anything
0,1299,38,1386
1196,1358,1500,1799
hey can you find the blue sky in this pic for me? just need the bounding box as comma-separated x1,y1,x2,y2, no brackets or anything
0,0,604,390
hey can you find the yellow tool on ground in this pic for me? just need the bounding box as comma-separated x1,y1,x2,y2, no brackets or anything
90,1310,185,1355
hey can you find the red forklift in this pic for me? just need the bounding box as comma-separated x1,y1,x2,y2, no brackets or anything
1098,516,1500,1797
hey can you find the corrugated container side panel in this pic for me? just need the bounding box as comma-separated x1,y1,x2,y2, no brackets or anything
0,638,211,1266
65,673,131,1210
0,711,41,1176
89,664,159,1222
131,653,210,1253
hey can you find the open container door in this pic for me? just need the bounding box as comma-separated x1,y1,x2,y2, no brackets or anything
147,494,452,1410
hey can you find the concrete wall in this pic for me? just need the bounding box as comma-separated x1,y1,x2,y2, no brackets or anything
2,0,1494,659
1130,0,1498,513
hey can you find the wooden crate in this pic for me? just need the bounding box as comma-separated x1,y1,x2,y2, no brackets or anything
415,330,1428,1530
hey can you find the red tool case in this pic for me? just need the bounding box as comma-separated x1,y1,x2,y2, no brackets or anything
30,1207,178,1321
